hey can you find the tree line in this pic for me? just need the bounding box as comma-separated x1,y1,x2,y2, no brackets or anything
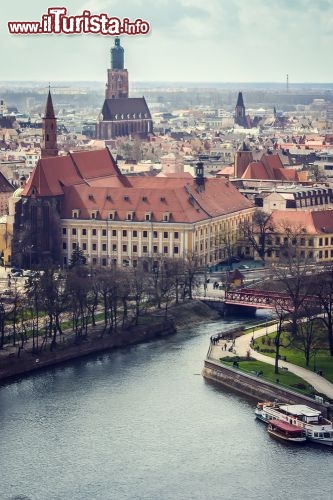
0,251,202,354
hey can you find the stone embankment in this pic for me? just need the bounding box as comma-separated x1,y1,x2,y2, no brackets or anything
203,324,333,419
202,360,331,418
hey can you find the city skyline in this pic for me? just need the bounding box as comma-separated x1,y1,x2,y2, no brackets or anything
2,0,333,83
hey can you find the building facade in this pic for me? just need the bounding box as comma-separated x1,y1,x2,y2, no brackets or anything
255,209,333,264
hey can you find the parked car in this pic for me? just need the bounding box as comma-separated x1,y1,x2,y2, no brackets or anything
10,271,22,278
10,268,22,277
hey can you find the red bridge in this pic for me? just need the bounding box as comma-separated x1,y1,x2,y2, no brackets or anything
224,288,317,310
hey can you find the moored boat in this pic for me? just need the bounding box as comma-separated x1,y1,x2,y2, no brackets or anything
254,401,282,423
267,420,307,443
256,402,333,447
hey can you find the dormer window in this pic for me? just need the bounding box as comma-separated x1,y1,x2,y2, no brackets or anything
127,211,135,221
145,212,152,221
72,209,80,219
109,210,116,220
163,212,171,222
90,210,99,219
123,195,129,201
142,196,148,202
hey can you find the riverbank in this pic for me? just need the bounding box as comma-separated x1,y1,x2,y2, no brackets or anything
0,300,219,383
203,322,333,418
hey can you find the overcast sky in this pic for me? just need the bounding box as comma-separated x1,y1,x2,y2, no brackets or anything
2,0,333,83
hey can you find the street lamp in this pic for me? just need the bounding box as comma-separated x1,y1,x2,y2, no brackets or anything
29,244,34,269
313,348,317,373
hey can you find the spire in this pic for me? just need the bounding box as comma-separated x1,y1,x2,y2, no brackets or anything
235,91,247,128
41,88,58,158
236,91,244,107
44,88,55,119
239,141,250,152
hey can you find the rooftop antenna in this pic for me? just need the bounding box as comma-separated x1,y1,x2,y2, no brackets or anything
286,74,289,93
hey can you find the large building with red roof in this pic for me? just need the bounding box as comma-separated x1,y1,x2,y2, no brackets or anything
11,145,254,268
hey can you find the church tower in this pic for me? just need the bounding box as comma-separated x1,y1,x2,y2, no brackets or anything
105,38,129,99
234,142,253,178
234,91,247,128
41,89,58,158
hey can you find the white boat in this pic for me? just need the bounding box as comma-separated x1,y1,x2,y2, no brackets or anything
256,402,333,447
255,401,281,423
267,420,307,443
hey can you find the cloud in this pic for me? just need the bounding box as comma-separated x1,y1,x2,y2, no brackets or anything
1,0,333,82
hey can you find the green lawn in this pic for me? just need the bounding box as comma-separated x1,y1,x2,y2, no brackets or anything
221,357,316,397
252,332,333,384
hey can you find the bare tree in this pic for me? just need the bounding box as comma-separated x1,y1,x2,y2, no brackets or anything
239,209,274,262
183,251,200,300
274,254,316,338
312,264,333,356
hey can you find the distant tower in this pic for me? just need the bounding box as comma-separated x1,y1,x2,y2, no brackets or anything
235,92,247,127
286,74,289,93
105,38,129,99
234,142,253,178
41,88,58,158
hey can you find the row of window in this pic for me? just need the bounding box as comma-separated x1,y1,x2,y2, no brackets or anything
65,242,180,255
267,237,314,246
267,249,315,259
63,228,180,239
268,236,333,247
72,210,170,222
266,249,333,259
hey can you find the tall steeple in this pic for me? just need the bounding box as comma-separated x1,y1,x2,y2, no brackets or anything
235,91,247,128
105,38,129,99
41,88,58,158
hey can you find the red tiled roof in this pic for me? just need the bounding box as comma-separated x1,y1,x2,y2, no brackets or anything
270,210,333,235
23,148,253,223
60,177,253,223
242,152,301,182
22,148,128,197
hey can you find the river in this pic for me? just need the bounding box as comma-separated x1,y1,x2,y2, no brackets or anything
0,312,331,500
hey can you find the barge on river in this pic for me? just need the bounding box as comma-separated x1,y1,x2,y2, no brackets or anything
255,401,333,447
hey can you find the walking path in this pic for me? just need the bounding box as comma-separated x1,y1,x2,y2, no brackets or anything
209,323,333,400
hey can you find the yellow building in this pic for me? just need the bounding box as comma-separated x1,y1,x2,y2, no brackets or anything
14,148,254,269
263,210,333,264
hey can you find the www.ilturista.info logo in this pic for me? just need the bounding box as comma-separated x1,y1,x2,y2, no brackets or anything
8,7,150,35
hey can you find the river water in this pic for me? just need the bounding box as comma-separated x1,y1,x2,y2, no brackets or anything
0,313,331,500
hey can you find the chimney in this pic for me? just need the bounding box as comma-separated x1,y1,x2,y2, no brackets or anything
195,161,205,191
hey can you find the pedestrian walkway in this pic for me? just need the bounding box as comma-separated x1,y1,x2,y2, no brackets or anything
209,323,333,400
